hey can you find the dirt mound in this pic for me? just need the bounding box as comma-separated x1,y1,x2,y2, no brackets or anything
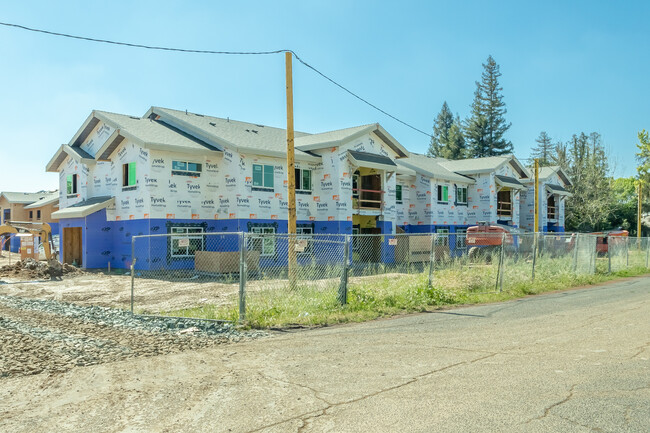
0,258,83,280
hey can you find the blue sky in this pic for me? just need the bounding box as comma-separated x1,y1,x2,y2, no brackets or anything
1,0,648,192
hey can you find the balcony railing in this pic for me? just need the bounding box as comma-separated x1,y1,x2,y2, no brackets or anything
496,201,512,218
352,188,384,210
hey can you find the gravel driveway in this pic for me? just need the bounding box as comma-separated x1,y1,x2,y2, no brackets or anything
0,294,266,378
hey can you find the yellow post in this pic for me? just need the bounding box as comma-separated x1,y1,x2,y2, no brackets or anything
534,159,540,233
285,51,297,288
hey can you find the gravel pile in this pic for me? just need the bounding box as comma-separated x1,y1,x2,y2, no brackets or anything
0,295,267,378
0,258,82,280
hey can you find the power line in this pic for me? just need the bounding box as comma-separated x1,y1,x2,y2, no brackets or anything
0,21,433,139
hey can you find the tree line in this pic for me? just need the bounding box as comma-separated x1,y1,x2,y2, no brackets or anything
426,55,648,235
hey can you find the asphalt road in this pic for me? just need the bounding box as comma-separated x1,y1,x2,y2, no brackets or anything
1,277,649,432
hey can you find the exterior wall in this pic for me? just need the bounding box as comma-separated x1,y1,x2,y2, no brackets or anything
495,163,523,228
520,171,566,232
466,173,496,225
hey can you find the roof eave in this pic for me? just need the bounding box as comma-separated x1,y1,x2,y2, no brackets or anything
46,144,67,172
372,124,409,158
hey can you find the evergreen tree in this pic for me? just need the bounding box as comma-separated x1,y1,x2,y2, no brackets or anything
427,102,454,157
553,141,569,170
440,115,466,159
465,55,512,157
636,129,650,186
530,131,554,166
564,132,612,231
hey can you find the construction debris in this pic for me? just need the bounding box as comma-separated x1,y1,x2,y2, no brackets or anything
0,258,83,280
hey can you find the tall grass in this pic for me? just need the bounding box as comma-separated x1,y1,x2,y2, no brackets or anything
160,254,649,328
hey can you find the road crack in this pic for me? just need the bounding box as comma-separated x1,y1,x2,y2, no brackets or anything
245,352,498,433
524,384,576,424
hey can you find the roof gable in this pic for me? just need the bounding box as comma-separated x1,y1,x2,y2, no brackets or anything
396,153,475,184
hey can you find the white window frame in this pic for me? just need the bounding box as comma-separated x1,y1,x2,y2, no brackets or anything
396,184,403,204
437,185,449,203
351,227,361,252
456,187,468,205
436,228,449,246
252,164,274,190
455,228,467,250
249,226,276,256
295,168,312,192
172,160,202,177
170,226,205,258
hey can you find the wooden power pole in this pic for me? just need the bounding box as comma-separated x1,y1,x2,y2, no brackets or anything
285,51,297,288
638,181,643,238
534,159,540,233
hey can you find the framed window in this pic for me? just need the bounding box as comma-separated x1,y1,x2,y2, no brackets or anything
296,226,313,255
66,174,78,195
170,226,204,257
123,162,137,189
172,160,202,177
36,210,41,220
295,168,312,192
352,226,360,252
352,172,359,198
436,228,449,246
437,185,448,203
396,184,403,203
455,229,467,250
252,164,274,189
249,226,276,256
456,187,468,205
29,211,33,219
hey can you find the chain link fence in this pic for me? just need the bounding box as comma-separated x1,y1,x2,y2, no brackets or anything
131,232,650,323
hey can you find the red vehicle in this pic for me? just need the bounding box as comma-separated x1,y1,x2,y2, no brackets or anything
466,222,519,258
592,230,628,255
466,222,515,246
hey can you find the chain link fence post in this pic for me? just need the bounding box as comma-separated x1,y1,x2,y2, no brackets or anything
338,234,350,305
625,237,629,268
572,233,579,273
607,236,612,273
130,236,136,314
531,232,538,282
428,233,437,288
238,232,247,324
499,232,506,292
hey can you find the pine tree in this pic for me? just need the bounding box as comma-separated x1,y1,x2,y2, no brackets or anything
564,132,612,231
465,55,512,157
531,131,554,166
440,115,466,159
553,141,569,170
427,102,454,157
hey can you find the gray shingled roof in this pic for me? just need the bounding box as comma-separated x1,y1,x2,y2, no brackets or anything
151,107,318,160
24,191,59,209
396,153,475,184
96,111,220,154
0,191,52,204
51,196,114,219
294,124,374,148
436,156,511,173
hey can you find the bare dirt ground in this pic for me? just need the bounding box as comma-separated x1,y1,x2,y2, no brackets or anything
0,251,21,268
0,270,242,313
0,259,424,315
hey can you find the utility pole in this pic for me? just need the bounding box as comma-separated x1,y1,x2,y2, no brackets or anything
285,51,297,288
534,159,539,233
638,181,643,239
